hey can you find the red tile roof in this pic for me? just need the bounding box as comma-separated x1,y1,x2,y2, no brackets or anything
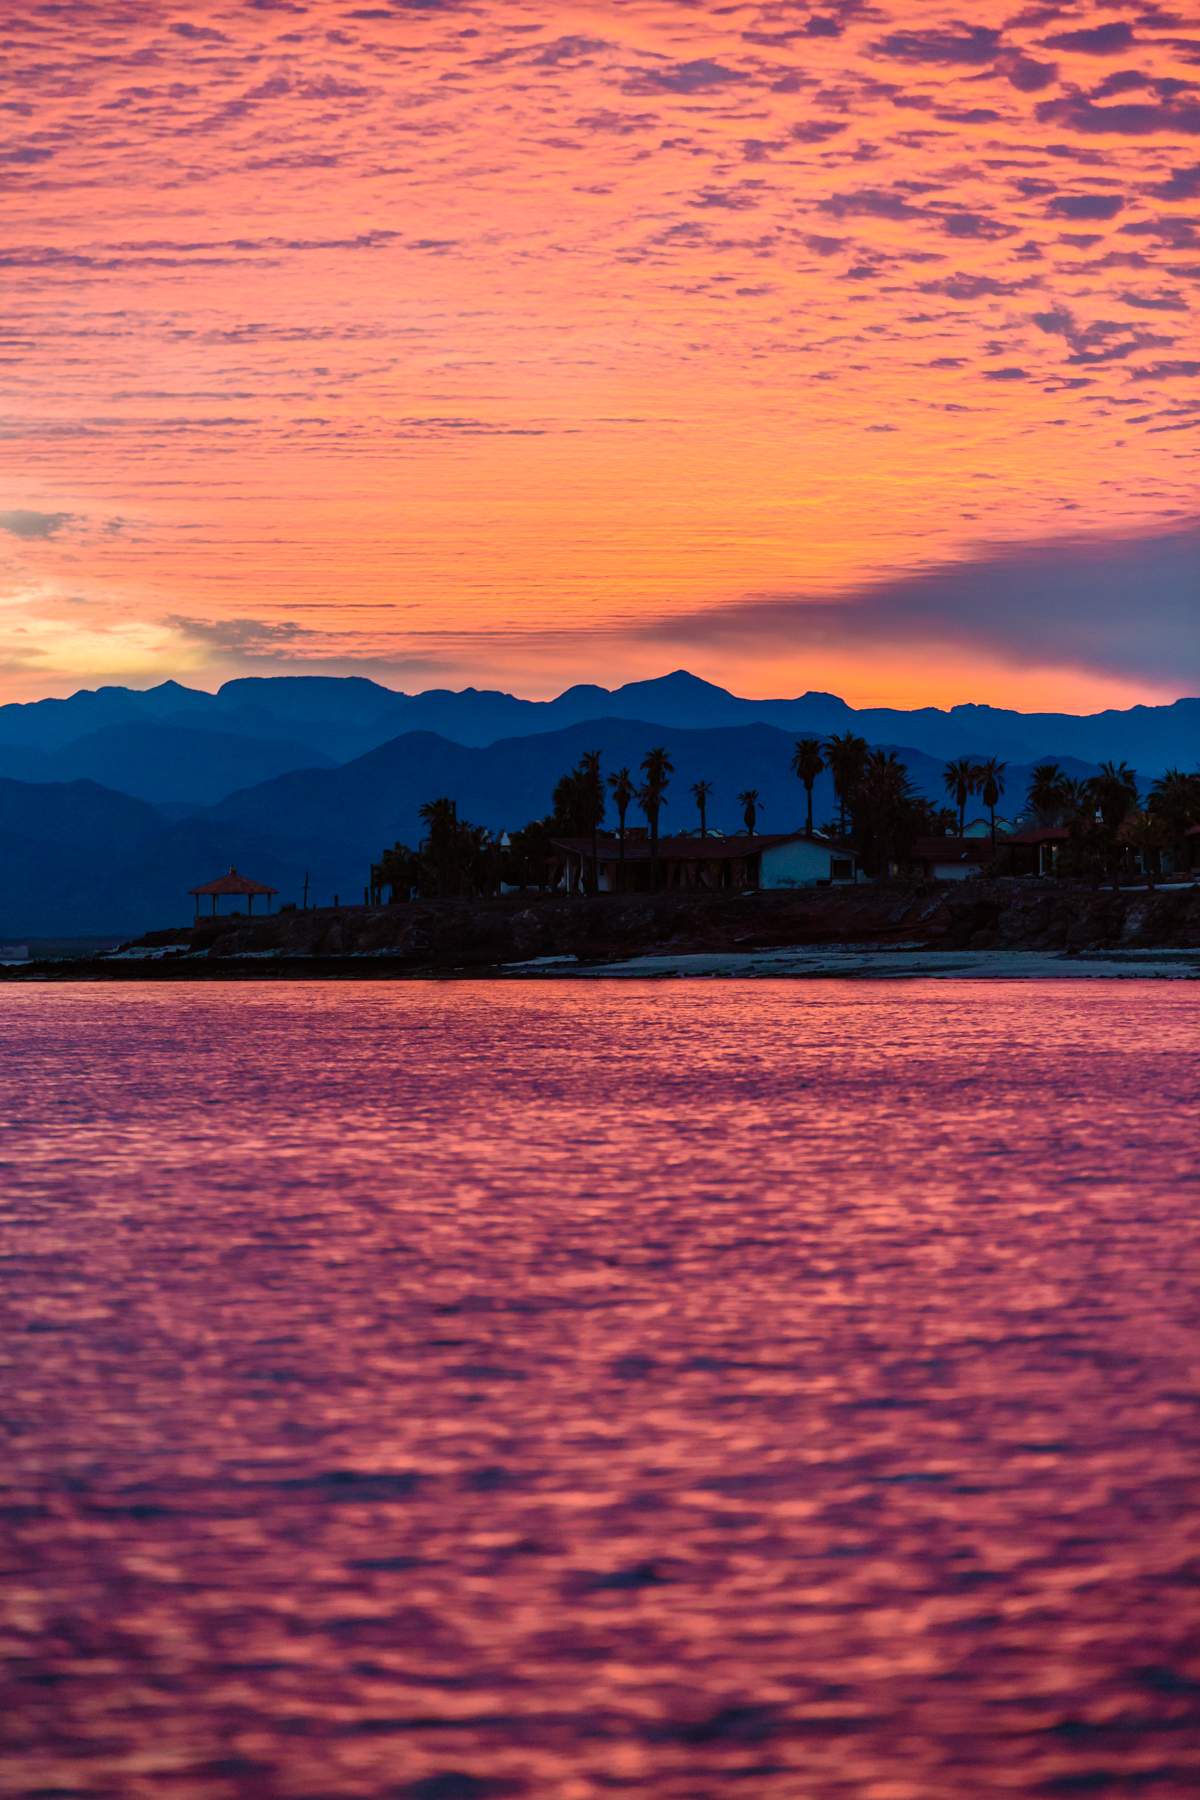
189,866,278,897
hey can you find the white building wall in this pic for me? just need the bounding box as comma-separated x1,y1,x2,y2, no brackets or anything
929,860,978,881
759,839,854,888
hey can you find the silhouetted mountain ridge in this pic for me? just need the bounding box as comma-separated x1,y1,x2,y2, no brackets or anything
0,670,1194,773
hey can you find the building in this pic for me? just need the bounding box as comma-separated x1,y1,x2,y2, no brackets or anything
908,837,996,881
1006,825,1071,877
551,830,857,894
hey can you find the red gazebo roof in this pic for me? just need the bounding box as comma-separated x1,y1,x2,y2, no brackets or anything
189,866,277,897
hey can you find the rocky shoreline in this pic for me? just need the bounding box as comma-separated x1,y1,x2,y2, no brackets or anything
3,878,1199,980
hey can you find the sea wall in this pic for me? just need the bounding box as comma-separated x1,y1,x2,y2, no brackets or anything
144,879,1200,972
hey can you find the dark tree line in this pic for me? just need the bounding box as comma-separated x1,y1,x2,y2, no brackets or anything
372,737,1199,899
1018,760,1199,884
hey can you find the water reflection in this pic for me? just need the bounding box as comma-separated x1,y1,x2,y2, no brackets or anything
0,981,1197,1798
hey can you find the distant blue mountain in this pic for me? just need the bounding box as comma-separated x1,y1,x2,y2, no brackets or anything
0,720,334,805
0,669,1195,775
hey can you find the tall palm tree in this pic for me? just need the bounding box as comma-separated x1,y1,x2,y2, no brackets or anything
638,746,674,891
691,778,713,838
1148,768,1200,865
1027,761,1066,825
791,737,825,837
976,756,1007,849
943,756,979,836
1088,759,1139,833
580,748,604,896
857,749,914,877
825,732,869,838
738,788,761,835
418,796,459,896
608,766,634,887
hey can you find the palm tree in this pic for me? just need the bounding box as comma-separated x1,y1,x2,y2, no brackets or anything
825,732,869,837
738,788,761,835
580,748,604,896
638,746,674,891
552,752,605,893
976,756,1007,849
943,756,979,836
608,766,635,887
1026,761,1066,825
373,842,418,904
1088,760,1139,833
1147,767,1200,867
418,796,459,896
791,737,825,837
1120,809,1170,888
690,778,713,838
854,748,917,876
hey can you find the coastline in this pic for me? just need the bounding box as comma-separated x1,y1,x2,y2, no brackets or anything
3,879,1198,982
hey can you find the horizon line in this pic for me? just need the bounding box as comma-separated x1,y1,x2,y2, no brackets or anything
2,667,1197,724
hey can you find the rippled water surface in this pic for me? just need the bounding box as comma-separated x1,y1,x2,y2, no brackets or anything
1,980,1198,1800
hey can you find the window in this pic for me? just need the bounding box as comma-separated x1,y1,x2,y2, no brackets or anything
830,857,853,882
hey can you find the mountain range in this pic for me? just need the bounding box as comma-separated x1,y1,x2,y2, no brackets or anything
0,670,1193,937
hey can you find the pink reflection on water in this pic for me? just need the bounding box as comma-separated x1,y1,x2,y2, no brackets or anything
0,981,1197,1798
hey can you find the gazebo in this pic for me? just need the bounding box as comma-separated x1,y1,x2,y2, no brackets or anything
189,866,278,920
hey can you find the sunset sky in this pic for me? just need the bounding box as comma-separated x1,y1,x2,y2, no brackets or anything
2,0,1197,709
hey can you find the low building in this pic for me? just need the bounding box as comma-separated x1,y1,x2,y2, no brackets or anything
551,831,858,894
908,836,996,881
1007,825,1071,877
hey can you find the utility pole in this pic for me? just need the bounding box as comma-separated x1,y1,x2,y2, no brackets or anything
302,871,310,911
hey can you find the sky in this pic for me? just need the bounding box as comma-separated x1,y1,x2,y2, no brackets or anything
1,0,1197,711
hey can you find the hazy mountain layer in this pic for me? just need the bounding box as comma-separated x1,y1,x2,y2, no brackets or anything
0,670,1194,775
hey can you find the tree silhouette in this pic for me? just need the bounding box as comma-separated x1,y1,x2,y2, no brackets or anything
1087,760,1139,833
976,756,1007,849
852,749,930,877
1026,761,1067,825
552,752,605,892
1148,768,1200,867
414,798,496,897
791,737,825,838
638,746,674,891
738,788,761,835
691,778,713,839
372,842,418,904
608,766,635,888
418,796,459,897
580,748,604,896
825,732,868,837
943,757,979,836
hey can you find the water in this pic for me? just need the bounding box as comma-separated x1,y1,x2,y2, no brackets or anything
1,980,1197,1800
